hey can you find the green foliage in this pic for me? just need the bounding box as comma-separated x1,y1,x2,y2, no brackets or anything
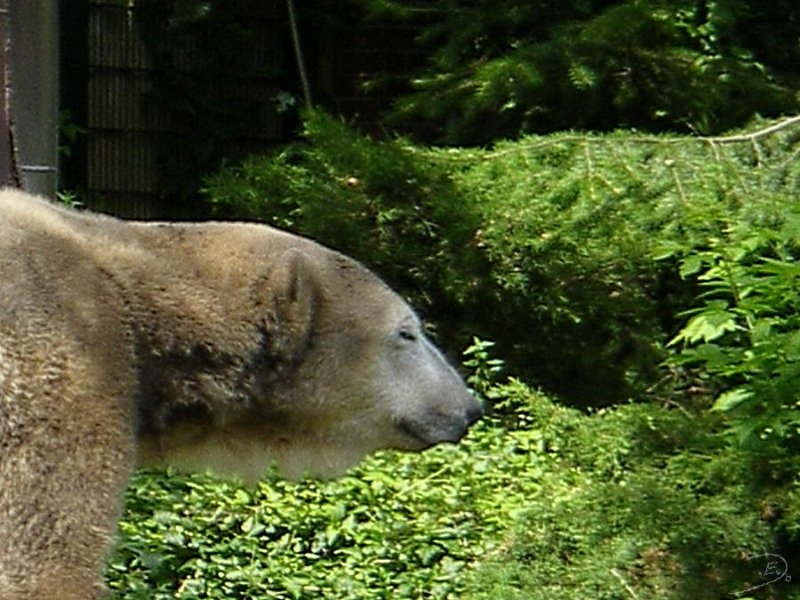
462,338,505,398
108,411,541,598
107,372,786,598
205,110,489,344
57,109,87,159
357,0,800,144
463,403,778,599
206,111,800,405
664,207,800,527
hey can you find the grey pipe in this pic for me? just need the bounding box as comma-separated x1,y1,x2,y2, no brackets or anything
7,0,59,198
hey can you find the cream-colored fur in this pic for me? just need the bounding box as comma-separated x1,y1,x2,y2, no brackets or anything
0,189,480,598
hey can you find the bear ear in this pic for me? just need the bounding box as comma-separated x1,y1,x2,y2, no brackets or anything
266,249,319,354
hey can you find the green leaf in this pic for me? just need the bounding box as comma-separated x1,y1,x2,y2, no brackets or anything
759,258,800,277
712,387,753,412
782,330,800,361
671,305,738,345
750,318,774,344
679,254,704,278
651,240,686,261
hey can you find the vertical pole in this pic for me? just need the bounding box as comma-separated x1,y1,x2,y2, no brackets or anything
287,0,312,108
7,0,60,197
0,0,18,187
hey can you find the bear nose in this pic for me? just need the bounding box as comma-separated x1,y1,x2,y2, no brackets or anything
442,393,483,441
449,398,483,442
465,401,484,427
444,401,483,442
396,400,482,449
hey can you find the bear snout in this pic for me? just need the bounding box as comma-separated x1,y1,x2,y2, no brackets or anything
395,398,483,449
465,402,485,426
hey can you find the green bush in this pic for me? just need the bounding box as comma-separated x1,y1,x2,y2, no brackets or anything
357,0,800,144
663,205,800,550
108,410,540,598
205,111,800,405
108,372,785,598
189,117,800,596
205,110,486,324
462,390,780,599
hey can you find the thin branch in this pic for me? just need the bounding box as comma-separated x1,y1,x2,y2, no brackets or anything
708,114,800,144
584,140,596,201
610,568,641,600
666,160,688,206
476,115,800,160
287,0,312,108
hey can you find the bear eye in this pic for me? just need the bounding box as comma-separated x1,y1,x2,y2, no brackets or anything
398,326,418,342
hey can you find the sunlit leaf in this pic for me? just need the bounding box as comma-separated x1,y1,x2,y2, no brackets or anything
712,387,753,412
679,254,704,278
671,305,738,345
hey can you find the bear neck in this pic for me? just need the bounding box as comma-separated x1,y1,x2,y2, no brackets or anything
126,270,295,441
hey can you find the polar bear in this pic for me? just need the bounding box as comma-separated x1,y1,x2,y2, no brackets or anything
0,189,481,599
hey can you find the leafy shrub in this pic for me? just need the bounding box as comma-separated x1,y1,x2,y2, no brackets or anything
663,206,800,549
108,413,542,598
107,371,784,598
205,111,800,405
463,391,779,599
356,0,800,144
205,110,490,352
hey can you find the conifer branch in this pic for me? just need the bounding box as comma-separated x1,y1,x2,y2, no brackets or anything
478,115,800,160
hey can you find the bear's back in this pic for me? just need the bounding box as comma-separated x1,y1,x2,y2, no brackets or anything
0,190,136,350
